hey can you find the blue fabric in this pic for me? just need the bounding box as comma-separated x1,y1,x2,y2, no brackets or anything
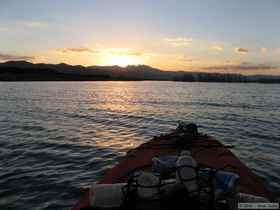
152,155,178,174
152,155,239,194
199,169,240,193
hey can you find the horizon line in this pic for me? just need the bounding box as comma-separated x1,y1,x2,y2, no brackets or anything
0,60,279,77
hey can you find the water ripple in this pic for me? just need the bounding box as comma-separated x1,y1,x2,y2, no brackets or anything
0,81,279,209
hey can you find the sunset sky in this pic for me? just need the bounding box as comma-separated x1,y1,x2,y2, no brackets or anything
0,0,279,75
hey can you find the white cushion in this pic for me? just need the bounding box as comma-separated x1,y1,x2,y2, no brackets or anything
176,155,198,193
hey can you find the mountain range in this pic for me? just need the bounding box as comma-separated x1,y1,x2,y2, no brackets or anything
0,61,279,83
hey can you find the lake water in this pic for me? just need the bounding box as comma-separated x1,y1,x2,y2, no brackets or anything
0,81,279,209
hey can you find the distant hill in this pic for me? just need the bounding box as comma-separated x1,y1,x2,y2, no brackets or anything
0,61,180,81
0,61,280,83
0,61,109,81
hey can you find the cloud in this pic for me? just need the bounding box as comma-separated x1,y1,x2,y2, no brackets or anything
260,48,268,54
163,37,192,47
108,49,144,56
203,63,276,71
18,21,48,28
0,21,48,31
234,48,249,54
177,55,194,63
0,53,35,61
181,58,193,62
56,48,97,54
211,45,224,52
55,47,145,56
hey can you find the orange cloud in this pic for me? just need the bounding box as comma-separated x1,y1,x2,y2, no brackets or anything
177,55,194,63
0,52,35,61
203,63,276,71
56,48,97,54
106,48,144,56
260,48,268,54
55,47,145,56
234,48,249,54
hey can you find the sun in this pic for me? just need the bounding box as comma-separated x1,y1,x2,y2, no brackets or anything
107,55,135,67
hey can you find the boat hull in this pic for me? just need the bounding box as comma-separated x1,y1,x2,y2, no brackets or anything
72,132,274,210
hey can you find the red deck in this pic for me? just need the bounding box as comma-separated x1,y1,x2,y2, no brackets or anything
72,133,274,210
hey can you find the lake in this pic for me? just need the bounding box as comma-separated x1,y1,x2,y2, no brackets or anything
0,81,279,209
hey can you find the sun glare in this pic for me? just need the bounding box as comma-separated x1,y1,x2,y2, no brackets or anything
107,55,135,67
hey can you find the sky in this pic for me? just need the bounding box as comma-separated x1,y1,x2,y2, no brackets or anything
0,0,279,75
